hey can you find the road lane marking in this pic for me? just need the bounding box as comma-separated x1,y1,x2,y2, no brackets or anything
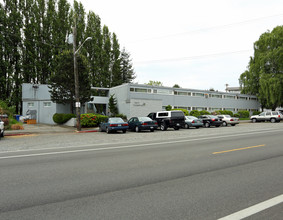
213,144,265,154
218,194,283,220
0,126,282,156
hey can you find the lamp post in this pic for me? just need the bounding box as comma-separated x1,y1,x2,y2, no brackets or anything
72,22,92,131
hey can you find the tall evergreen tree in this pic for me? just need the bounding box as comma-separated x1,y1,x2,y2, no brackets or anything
101,25,111,87
111,33,122,87
120,48,135,83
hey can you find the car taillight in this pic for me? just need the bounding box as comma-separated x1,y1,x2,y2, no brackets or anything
142,122,148,125
123,123,128,126
212,119,215,121
279,115,281,118
192,120,195,123
230,119,234,121
154,122,158,125
110,124,118,127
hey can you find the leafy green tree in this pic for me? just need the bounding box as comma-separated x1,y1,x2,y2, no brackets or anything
165,105,172,111
111,33,122,87
49,50,91,113
146,80,163,86
108,94,118,116
240,26,283,110
173,84,180,88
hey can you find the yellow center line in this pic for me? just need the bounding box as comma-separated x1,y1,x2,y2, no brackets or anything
213,144,266,154
6,134,38,138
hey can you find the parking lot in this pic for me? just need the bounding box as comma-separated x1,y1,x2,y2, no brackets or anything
2,122,283,153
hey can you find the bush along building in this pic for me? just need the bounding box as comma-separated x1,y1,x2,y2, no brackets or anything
22,83,260,125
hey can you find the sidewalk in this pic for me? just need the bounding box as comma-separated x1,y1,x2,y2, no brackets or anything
5,123,99,136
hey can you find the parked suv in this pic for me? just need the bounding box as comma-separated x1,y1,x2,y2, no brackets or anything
250,111,282,123
0,118,4,140
147,111,185,131
198,115,223,128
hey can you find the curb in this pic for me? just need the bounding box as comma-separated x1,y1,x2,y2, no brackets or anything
76,130,99,133
5,132,33,137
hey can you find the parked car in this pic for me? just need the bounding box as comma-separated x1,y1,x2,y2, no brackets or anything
128,116,158,132
250,111,282,123
147,111,185,131
99,117,129,134
198,115,223,128
184,116,203,129
0,118,4,140
217,115,239,126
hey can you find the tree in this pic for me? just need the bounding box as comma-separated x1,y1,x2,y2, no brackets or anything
49,50,91,113
239,26,283,110
146,80,163,86
108,94,118,116
173,84,180,88
120,48,135,83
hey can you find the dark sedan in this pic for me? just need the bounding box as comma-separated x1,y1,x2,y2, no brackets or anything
99,117,129,134
184,116,203,129
128,116,158,132
198,115,223,128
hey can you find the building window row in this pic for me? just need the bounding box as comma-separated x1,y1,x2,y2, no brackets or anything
129,87,257,101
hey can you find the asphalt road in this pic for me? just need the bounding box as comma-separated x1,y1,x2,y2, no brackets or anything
0,123,283,219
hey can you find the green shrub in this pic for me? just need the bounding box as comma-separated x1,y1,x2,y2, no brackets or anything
252,111,261,115
172,108,189,116
237,110,250,118
80,113,108,127
114,114,127,120
189,110,200,117
165,105,172,111
233,113,240,118
53,113,76,124
199,110,210,115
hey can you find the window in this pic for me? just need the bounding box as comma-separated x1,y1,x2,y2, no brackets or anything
223,95,235,99
192,93,205,97
43,102,51,107
238,96,247,100
210,94,222,98
174,91,188,96
192,107,206,111
28,102,34,108
130,87,151,93
250,97,258,101
224,108,235,112
158,112,168,117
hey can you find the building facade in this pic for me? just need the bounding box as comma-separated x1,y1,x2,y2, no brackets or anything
22,83,260,124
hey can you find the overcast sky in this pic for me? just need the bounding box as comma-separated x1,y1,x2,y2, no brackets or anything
74,0,282,91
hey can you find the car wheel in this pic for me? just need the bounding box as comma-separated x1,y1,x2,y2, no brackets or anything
123,129,126,133
106,127,110,134
185,124,189,129
222,121,227,126
160,122,167,131
231,124,236,126
99,126,102,132
174,126,180,130
196,126,200,129
135,126,140,132
150,129,154,132
270,118,276,123
252,118,257,123
204,122,210,128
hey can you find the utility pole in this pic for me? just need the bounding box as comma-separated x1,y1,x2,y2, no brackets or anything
73,17,81,131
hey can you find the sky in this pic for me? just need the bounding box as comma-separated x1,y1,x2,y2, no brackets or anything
75,0,282,91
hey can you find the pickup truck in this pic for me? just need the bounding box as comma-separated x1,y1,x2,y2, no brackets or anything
250,111,282,123
147,111,185,131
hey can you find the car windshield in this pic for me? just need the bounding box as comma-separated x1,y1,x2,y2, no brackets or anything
137,117,152,121
109,118,124,123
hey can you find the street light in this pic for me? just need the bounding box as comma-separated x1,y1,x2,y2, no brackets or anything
72,23,92,131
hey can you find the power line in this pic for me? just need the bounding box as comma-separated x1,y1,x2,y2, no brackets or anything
130,13,283,43
135,49,253,64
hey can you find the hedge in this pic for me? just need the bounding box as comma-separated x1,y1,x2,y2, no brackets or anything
80,113,108,127
172,108,189,116
53,113,76,124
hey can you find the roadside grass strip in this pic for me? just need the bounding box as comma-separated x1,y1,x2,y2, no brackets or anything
213,144,265,154
218,194,283,219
